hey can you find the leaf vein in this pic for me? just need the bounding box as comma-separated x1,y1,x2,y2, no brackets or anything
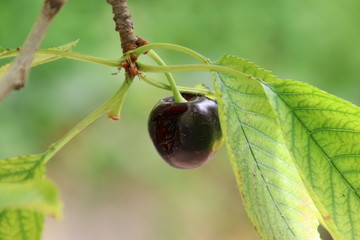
292,108,360,117
310,128,360,135
331,154,360,161
248,143,296,170
231,103,274,121
265,182,303,203
276,202,308,218
17,210,28,240
347,191,356,239
241,122,284,145
223,83,266,97
256,161,302,187
342,170,360,175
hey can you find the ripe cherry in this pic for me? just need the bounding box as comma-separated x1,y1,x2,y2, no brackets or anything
148,94,222,169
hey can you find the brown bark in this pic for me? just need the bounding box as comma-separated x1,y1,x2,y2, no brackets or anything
106,0,148,53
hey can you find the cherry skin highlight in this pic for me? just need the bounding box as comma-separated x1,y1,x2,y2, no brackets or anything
148,94,222,169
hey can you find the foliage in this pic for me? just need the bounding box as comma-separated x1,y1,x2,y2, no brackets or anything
213,56,320,239
1,1,360,239
214,55,360,239
0,154,61,240
1,42,360,239
0,41,79,77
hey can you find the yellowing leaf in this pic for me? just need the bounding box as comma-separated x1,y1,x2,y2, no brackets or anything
213,55,320,239
0,153,62,239
0,179,62,218
261,78,360,240
0,210,43,240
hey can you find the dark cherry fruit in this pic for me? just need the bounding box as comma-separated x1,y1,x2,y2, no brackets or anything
148,94,222,169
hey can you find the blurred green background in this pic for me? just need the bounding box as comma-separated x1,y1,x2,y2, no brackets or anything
1,0,359,239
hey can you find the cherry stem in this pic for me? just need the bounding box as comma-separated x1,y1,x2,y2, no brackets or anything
43,80,133,163
127,43,209,64
139,74,216,98
107,74,133,120
146,50,186,103
137,62,252,80
0,49,123,67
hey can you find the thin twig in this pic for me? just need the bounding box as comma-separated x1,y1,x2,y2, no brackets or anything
107,0,136,52
107,0,148,53
107,0,148,78
0,0,66,101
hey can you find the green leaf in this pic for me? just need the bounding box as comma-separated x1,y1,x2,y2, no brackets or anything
0,40,79,77
0,40,79,60
30,39,79,66
0,210,44,240
0,179,62,218
0,154,61,239
213,55,320,239
260,78,360,239
0,154,45,183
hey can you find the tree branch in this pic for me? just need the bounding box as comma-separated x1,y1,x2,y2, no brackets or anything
0,0,66,101
107,0,148,53
107,0,148,78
